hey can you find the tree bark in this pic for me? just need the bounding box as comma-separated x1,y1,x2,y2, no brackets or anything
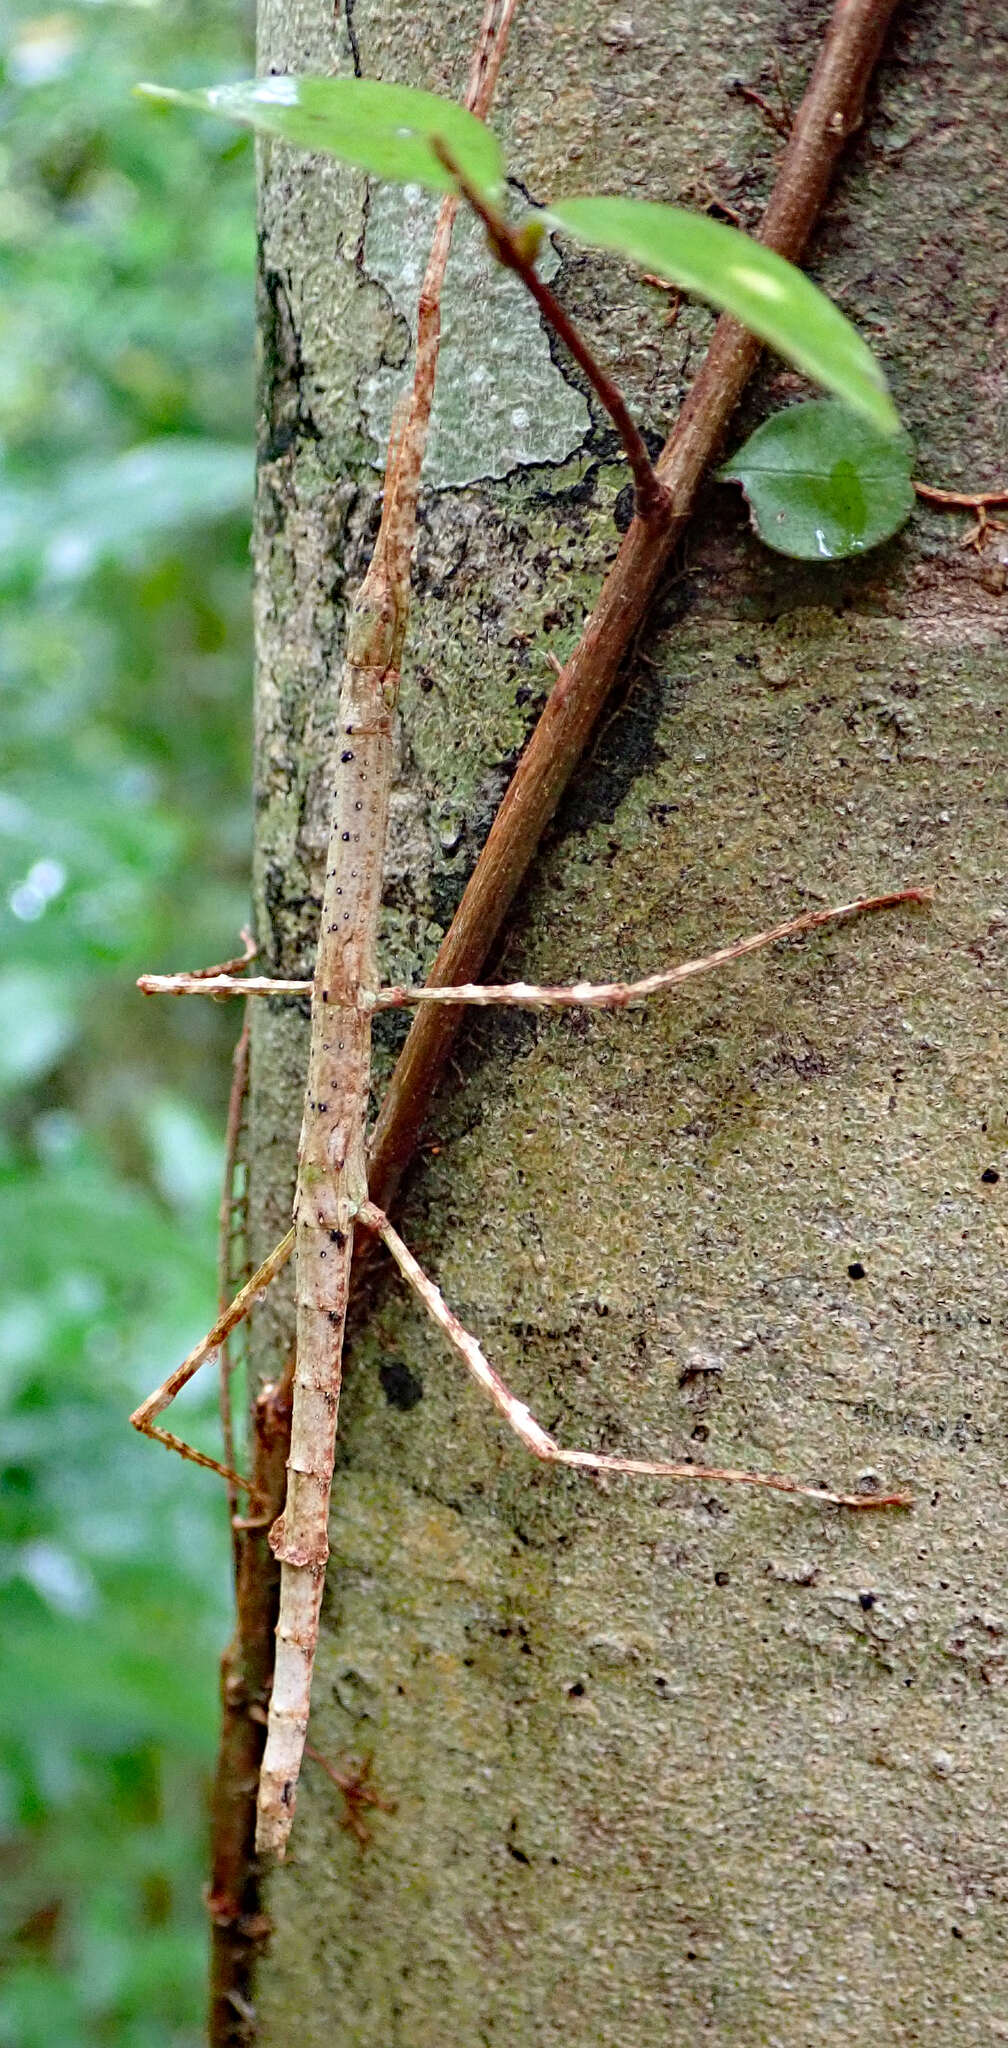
248,1,1008,2040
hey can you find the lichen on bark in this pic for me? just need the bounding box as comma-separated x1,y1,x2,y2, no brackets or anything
249,1,1008,2041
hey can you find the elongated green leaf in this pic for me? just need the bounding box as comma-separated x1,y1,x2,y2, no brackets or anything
719,400,914,559
545,196,898,433
137,76,505,199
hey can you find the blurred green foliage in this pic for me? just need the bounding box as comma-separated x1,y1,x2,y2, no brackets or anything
0,2,256,2040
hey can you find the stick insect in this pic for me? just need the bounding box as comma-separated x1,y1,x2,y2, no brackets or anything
134,2,925,1861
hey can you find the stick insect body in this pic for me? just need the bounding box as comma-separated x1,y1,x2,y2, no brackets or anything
133,1,923,1861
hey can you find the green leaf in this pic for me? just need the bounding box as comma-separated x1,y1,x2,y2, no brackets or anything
719,400,915,559
137,75,505,199
544,197,899,433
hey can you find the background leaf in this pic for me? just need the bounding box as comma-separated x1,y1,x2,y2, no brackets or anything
1,0,254,2038
0,970,77,1096
545,197,899,433
719,399,915,558
1,440,252,586
139,76,506,200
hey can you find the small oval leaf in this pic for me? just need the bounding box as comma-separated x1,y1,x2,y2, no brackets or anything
719,400,915,560
137,76,505,199
544,196,898,434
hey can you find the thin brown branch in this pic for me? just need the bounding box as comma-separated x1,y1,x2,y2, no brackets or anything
208,1358,294,2048
218,1016,251,1535
433,141,669,522
367,0,904,1221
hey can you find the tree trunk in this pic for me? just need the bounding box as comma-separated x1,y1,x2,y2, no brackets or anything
247,2,1007,2040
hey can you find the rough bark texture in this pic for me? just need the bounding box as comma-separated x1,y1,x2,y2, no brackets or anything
248,2,1007,2041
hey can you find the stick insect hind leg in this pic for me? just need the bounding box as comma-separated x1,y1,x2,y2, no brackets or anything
359,1202,913,1512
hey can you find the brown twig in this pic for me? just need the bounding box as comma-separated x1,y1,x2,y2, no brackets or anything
432,142,670,523
207,1359,294,2048
218,1016,251,1538
366,0,903,1220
